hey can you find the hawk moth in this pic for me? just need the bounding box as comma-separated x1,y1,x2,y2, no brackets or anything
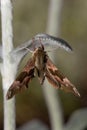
6,43,80,99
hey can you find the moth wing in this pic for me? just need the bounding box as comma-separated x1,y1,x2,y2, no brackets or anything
6,58,35,99
46,57,80,97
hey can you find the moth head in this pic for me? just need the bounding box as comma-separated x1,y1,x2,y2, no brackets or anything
33,45,45,56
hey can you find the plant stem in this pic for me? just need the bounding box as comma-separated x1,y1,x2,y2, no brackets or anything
43,0,63,130
1,0,16,130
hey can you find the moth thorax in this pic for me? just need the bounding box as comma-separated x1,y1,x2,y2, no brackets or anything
35,53,45,69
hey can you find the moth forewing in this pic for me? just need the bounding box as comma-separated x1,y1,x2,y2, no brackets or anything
46,57,80,97
60,77,80,97
6,58,35,99
45,71,61,89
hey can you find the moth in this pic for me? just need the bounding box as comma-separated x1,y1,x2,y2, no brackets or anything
6,34,80,99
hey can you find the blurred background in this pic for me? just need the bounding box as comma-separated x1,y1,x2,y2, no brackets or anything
0,0,87,129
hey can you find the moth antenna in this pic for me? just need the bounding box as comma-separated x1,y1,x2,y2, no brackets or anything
41,44,44,50
38,38,45,50
25,47,33,53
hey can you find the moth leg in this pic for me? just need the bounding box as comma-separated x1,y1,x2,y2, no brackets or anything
40,74,45,85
